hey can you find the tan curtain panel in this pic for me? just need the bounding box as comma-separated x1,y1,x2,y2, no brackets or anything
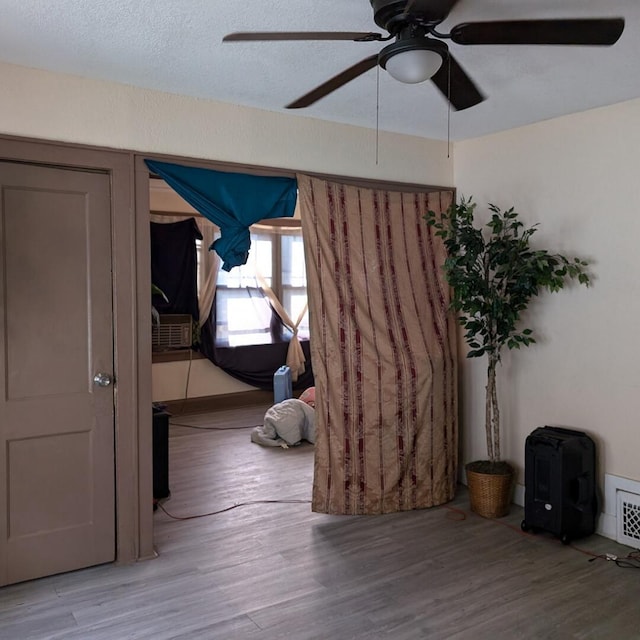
298,175,457,515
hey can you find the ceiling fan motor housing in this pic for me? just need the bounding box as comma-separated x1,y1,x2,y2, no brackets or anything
370,0,447,33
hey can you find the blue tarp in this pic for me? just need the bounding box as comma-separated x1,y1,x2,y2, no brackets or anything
146,160,297,271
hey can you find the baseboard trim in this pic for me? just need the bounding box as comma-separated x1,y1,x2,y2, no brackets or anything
160,390,274,416
513,482,524,508
597,512,617,540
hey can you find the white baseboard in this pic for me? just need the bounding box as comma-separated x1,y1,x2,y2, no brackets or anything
597,512,617,540
513,482,524,508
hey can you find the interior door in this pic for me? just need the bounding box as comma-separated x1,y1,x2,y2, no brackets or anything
0,161,115,585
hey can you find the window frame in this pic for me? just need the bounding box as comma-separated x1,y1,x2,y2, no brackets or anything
214,221,308,348
150,212,307,361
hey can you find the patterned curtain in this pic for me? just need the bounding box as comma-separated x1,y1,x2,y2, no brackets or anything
298,175,457,515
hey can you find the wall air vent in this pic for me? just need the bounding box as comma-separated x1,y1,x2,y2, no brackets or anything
152,314,192,351
617,489,640,547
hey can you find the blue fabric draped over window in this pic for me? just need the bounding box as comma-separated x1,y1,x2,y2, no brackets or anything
145,160,297,271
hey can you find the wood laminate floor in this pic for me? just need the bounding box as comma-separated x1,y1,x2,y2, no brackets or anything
1,403,639,639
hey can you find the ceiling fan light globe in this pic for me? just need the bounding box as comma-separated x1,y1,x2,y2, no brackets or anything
385,49,442,84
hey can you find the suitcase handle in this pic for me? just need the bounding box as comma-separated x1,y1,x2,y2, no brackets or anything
542,426,589,438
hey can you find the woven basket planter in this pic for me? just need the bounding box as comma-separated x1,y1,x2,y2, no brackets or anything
466,462,514,518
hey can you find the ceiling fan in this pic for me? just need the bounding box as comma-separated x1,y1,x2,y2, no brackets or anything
223,0,624,112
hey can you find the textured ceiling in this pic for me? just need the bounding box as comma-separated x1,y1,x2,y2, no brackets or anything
0,1,638,141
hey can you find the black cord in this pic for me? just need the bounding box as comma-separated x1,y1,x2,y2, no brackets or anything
375,64,380,166
447,504,638,568
156,495,639,570
588,550,640,569
174,347,194,416
447,54,451,159
156,499,311,521
158,499,461,524
169,421,260,431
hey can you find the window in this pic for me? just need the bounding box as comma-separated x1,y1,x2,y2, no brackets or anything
151,212,308,351
214,225,308,347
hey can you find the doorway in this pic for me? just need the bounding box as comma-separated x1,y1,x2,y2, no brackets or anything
0,136,150,585
0,161,115,584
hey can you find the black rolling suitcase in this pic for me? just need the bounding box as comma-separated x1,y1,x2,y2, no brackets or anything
521,426,597,544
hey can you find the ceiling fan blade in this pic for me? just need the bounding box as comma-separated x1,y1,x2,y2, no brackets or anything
223,31,385,43
431,54,485,111
286,55,379,109
450,18,625,46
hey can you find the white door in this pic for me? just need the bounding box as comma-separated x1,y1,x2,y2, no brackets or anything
0,161,115,585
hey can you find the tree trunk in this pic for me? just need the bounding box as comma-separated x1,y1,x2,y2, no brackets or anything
485,360,494,462
486,357,499,463
491,357,500,462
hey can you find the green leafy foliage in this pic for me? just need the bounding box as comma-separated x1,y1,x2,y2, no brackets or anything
425,197,590,464
425,198,590,362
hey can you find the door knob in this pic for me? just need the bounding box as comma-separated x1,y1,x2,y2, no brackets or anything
93,372,114,387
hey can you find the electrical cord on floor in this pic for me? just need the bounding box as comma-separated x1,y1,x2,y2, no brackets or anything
588,550,640,568
179,348,194,415
155,487,638,568
444,503,639,567
156,499,311,521
463,508,603,560
169,421,261,431
472,504,640,569
442,505,467,521
157,499,460,523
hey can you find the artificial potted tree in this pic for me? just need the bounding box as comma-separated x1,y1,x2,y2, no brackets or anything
426,198,590,518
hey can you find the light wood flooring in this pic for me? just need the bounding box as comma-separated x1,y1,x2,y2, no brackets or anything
2,402,640,639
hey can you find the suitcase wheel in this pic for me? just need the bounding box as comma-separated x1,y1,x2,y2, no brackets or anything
521,520,540,534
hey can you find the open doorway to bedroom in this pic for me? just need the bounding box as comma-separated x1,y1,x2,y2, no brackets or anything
148,175,312,410
146,167,316,550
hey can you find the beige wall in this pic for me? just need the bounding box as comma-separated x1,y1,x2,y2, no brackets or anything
454,98,640,487
2,58,636,501
0,61,453,185
0,60,454,403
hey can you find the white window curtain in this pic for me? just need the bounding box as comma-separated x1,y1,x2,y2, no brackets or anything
196,219,220,327
256,271,308,381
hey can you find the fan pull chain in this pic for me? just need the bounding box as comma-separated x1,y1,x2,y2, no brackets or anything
376,64,380,165
447,54,451,159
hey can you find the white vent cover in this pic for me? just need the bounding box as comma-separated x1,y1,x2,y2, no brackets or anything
617,490,640,547
152,314,192,351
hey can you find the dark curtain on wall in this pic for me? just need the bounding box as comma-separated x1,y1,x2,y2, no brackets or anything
145,159,297,271
198,305,314,391
150,218,202,322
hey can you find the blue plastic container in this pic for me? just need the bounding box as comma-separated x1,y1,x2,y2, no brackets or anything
273,365,293,404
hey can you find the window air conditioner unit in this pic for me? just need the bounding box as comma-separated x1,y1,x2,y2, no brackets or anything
152,314,192,351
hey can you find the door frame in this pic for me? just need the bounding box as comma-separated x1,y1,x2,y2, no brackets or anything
0,135,154,564
0,135,453,568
